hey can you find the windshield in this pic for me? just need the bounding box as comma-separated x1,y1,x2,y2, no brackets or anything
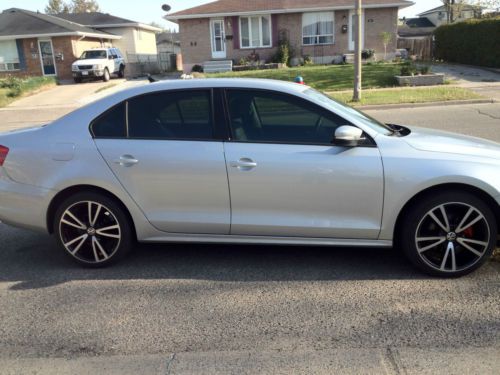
80,50,107,59
303,88,393,135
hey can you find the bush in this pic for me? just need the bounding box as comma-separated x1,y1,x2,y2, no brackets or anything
362,49,375,60
400,62,417,76
191,64,203,73
302,55,314,66
434,18,500,68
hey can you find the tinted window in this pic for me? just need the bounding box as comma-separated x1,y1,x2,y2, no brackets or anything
128,90,213,139
227,90,347,144
91,103,126,138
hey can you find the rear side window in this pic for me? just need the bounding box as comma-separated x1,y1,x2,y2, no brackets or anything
91,102,126,138
127,90,213,140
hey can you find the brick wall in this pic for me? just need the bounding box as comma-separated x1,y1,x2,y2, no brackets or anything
178,7,399,71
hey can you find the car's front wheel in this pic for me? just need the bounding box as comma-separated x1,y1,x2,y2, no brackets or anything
103,68,110,82
401,191,497,277
54,192,133,267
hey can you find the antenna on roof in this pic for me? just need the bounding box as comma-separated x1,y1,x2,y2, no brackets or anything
162,4,171,12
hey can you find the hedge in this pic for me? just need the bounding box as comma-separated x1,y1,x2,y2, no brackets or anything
434,18,500,68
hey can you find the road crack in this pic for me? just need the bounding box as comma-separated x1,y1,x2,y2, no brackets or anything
385,347,407,375
165,353,176,375
475,109,500,121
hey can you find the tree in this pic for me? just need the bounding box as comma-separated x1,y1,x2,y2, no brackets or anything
380,32,392,60
441,1,500,23
149,21,165,32
70,0,100,13
45,0,70,14
45,0,100,14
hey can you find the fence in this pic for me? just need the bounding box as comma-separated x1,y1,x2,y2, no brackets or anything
125,52,177,77
397,36,433,60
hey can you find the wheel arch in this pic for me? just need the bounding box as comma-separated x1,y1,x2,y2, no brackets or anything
47,184,137,240
393,183,500,245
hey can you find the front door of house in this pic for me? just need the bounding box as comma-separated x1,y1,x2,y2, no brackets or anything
38,40,56,76
348,10,365,51
210,19,226,59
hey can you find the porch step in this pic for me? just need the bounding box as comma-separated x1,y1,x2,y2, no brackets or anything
203,60,233,73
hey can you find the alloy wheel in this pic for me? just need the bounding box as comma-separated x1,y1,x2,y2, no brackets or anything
59,201,121,264
415,202,491,273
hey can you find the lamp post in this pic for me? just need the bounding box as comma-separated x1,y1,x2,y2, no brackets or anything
352,0,362,102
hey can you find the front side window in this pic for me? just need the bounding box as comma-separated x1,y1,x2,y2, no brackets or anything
127,90,213,140
0,40,20,71
302,12,334,45
240,15,272,48
226,90,348,144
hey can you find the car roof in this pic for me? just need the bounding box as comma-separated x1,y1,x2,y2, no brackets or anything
106,78,309,102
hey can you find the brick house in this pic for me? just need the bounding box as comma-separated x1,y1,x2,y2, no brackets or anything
0,8,161,80
165,0,413,72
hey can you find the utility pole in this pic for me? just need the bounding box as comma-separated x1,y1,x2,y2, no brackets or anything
352,0,362,102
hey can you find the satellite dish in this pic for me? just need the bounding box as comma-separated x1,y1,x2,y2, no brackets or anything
162,4,171,12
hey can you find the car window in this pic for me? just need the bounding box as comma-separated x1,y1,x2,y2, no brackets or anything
127,90,213,140
91,102,126,138
226,90,349,144
80,50,107,59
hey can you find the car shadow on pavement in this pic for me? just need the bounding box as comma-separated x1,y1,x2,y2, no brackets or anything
0,226,436,290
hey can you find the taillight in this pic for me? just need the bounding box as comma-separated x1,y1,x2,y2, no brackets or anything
0,145,9,166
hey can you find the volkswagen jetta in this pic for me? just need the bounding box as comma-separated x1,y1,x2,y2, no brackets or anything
0,79,499,276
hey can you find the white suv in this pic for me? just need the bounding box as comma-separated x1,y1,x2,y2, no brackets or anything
71,48,125,83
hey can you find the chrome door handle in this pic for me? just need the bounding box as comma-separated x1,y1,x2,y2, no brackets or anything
230,158,257,170
114,155,139,167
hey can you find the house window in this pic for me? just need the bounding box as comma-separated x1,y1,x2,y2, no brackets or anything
0,40,20,71
302,12,334,45
240,15,272,48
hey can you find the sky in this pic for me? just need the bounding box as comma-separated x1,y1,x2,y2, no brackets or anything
1,0,444,30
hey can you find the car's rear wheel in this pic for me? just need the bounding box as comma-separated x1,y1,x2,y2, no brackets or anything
54,192,133,267
401,191,496,277
103,68,110,82
118,65,125,78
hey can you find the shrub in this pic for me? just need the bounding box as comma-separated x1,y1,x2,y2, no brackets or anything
191,64,203,73
400,62,417,76
434,18,500,68
419,65,431,75
302,55,314,66
361,49,375,60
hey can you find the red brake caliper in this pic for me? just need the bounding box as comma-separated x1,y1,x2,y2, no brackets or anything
463,227,474,238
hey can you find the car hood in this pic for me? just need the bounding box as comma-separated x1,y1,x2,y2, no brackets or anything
402,126,500,161
73,59,107,66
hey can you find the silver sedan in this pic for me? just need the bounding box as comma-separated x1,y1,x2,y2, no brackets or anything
0,79,499,276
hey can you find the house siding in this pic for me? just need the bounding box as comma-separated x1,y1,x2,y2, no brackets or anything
179,7,398,71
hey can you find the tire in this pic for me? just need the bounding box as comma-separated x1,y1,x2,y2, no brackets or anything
118,65,125,78
74,78,82,84
54,192,133,267
103,68,110,82
401,191,497,277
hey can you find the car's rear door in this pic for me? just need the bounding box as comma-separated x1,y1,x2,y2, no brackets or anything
223,89,384,239
93,89,231,234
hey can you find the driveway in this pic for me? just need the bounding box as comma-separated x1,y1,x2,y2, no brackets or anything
431,63,500,101
0,79,146,132
0,102,499,374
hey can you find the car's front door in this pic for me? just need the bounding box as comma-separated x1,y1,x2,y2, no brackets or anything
223,89,384,239
93,89,230,234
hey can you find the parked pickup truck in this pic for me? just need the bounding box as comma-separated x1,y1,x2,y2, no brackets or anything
71,48,125,83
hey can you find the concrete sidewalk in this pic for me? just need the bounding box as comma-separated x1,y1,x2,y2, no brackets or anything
1,347,498,375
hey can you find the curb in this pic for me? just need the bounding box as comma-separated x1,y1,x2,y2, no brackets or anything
358,98,495,111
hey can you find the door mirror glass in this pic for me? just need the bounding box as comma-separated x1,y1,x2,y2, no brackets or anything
333,125,363,147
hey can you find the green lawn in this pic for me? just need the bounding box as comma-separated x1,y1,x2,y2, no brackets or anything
0,76,56,108
326,86,483,106
207,63,402,91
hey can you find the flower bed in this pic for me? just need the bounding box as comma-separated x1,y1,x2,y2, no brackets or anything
395,73,445,86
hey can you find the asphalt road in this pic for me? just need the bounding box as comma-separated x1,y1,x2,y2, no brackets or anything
0,102,499,374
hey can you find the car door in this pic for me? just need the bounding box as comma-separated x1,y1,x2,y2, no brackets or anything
93,89,231,234
223,89,384,239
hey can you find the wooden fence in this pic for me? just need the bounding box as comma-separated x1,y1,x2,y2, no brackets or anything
397,36,433,60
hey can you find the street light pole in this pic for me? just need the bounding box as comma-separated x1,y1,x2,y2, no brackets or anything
353,0,362,102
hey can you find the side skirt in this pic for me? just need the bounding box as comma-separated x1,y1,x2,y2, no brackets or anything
139,234,393,247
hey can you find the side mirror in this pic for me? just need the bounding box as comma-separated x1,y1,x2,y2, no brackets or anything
108,55,114,60
333,125,363,147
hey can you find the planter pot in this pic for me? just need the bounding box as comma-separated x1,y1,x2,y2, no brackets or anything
395,73,445,86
